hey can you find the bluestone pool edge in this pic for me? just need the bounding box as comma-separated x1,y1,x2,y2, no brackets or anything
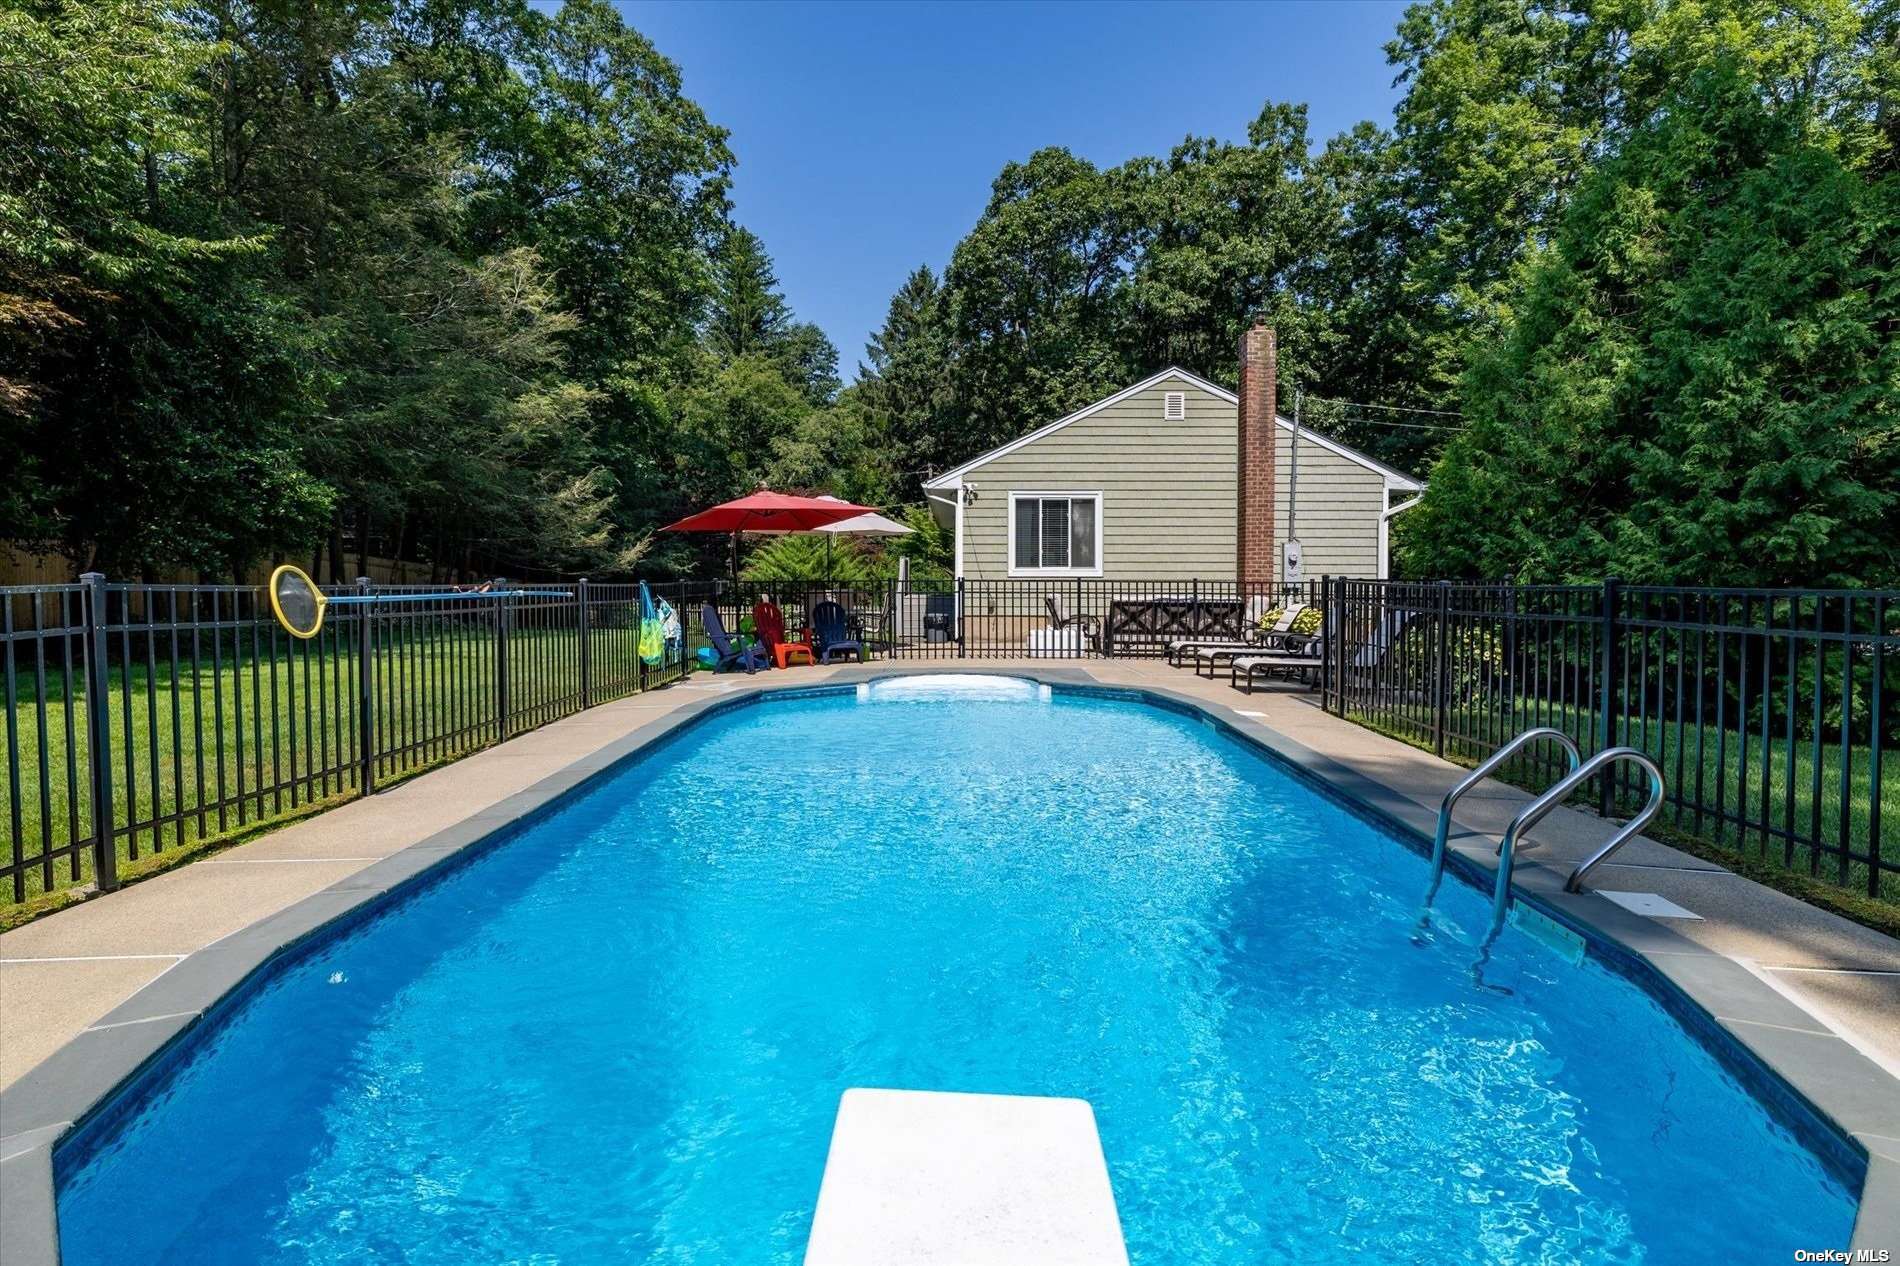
0,666,1891,1264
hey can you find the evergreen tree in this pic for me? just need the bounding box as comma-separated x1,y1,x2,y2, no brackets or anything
857,266,951,496
1402,5,1898,585
705,226,840,406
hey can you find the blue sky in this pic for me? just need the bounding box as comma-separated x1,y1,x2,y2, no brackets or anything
614,0,1412,377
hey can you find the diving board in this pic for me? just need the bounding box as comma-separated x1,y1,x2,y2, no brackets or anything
804,1088,1129,1266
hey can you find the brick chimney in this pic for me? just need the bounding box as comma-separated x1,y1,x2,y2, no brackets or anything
1236,322,1277,586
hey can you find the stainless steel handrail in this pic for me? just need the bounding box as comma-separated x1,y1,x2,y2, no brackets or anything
1422,727,1581,908
1565,753,1667,894
1487,746,1666,937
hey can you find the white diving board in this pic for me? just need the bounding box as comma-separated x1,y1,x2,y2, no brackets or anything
804,1088,1130,1266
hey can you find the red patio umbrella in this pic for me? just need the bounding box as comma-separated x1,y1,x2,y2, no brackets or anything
661,490,879,590
661,490,878,535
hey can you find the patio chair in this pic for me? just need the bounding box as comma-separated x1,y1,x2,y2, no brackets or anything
810,599,865,663
1177,603,1310,673
700,603,769,674
752,600,814,670
1043,593,1101,651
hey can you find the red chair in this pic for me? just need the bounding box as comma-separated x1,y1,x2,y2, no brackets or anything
752,601,814,669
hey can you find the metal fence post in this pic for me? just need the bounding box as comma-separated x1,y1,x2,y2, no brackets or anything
1868,593,1884,897
1336,575,1351,717
1599,575,1622,815
79,572,118,892
495,588,512,741
1073,578,1083,660
1319,574,1332,713
355,576,375,796
956,577,966,659
1504,573,1519,728
1432,579,1452,757
882,575,893,661
577,578,592,707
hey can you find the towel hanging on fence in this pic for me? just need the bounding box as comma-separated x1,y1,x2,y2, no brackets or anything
637,581,666,665
657,595,681,654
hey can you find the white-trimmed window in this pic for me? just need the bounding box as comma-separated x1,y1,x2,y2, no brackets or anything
1008,492,1103,576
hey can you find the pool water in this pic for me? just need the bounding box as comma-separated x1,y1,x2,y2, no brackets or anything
56,683,1857,1264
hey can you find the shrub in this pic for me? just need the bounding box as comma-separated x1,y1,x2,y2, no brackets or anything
1258,605,1324,638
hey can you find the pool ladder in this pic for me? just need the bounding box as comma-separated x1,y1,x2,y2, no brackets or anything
1422,728,1666,938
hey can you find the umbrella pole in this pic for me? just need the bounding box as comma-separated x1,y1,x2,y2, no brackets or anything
826,536,832,585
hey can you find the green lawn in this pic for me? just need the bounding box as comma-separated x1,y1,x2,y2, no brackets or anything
1347,692,1900,913
3,623,685,914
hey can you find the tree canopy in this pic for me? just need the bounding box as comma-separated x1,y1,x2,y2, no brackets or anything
1,0,842,580
1396,0,1898,584
4,0,1893,588
850,0,1896,586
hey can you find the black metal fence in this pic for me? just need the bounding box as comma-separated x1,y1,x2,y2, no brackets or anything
1320,578,1898,900
703,578,1324,661
2,577,689,906
11,571,1893,908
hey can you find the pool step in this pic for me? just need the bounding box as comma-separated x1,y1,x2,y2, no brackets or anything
804,1088,1129,1266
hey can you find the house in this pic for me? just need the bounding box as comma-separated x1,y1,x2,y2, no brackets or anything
922,326,1423,585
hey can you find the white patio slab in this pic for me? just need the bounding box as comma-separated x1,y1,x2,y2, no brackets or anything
805,1088,1128,1266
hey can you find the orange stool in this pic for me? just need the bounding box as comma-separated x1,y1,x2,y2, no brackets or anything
775,639,814,669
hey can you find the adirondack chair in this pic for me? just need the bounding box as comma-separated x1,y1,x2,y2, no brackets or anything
752,600,813,669
810,600,865,663
700,603,768,673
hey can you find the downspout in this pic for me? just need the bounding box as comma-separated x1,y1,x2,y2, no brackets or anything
1379,490,1423,579
953,480,966,581
1286,387,1300,584
952,480,966,638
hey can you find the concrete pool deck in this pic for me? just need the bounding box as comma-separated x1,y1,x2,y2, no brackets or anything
2,659,1896,1259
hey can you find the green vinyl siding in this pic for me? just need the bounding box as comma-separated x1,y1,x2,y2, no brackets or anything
956,377,1392,581
1276,425,1388,580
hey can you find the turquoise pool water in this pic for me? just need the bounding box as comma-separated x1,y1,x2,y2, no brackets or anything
56,679,1857,1263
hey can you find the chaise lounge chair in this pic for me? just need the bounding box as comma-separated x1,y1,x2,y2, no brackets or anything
1229,610,1410,695
1181,603,1311,676
701,603,769,673
810,599,865,663
1164,595,1276,666
1228,638,1326,693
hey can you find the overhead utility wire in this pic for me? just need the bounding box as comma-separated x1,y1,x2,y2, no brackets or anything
1311,415,1462,433
1286,387,1463,577
1301,394,1467,419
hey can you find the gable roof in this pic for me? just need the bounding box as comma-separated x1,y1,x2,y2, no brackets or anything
920,366,1425,492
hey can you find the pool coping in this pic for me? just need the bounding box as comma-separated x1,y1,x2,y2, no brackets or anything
1,665,1894,1261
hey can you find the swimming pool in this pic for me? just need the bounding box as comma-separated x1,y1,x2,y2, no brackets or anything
55,679,1859,1263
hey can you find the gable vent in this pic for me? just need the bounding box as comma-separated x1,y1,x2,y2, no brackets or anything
1163,391,1186,421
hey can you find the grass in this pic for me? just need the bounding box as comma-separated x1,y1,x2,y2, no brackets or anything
12,615,1891,937
1345,692,1900,931
2,622,686,921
